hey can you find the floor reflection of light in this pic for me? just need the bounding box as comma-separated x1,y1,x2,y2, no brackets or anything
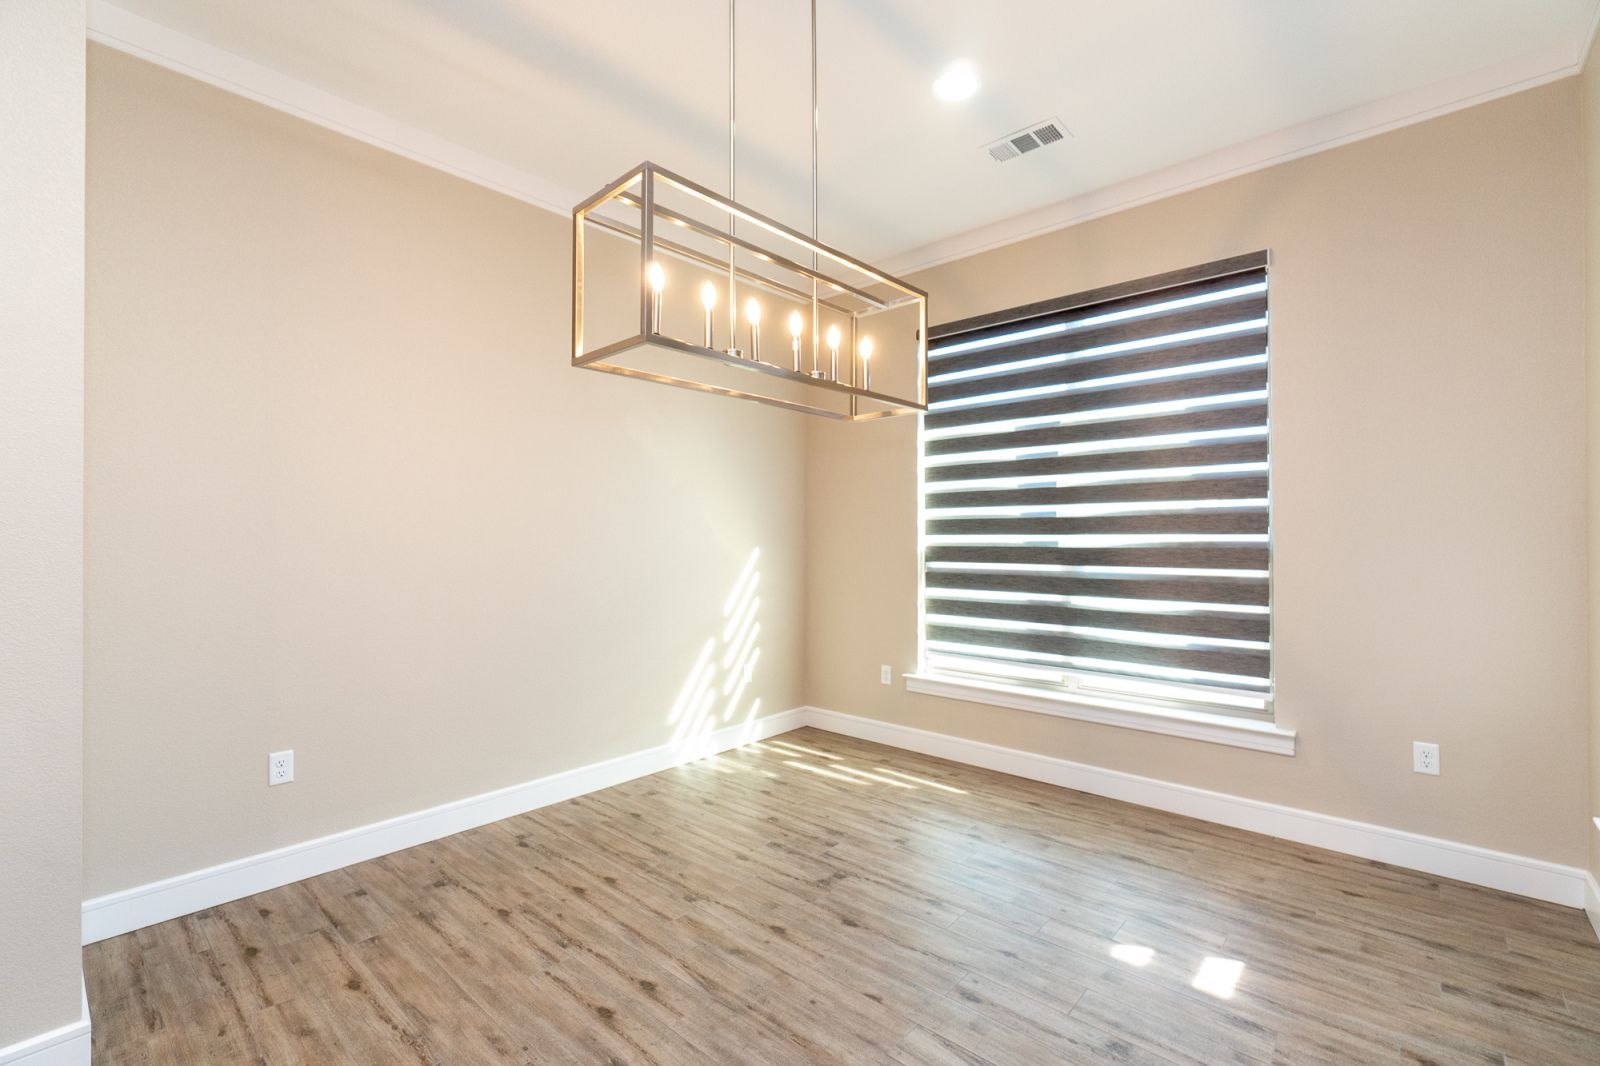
1192,957,1244,999
872,767,968,794
1110,944,1154,967
783,759,867,784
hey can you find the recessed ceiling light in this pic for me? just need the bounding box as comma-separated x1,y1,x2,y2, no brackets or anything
933,61,980,103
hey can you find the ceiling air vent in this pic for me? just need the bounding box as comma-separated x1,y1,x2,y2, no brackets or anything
984,118,1070,163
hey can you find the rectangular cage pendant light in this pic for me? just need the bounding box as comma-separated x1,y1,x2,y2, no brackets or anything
571,162,927,420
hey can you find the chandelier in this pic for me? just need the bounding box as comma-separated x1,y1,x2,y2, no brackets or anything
569,1,927,420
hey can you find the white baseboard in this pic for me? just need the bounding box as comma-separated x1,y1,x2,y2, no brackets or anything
1585,872,1600,943
81,708,805,944
78,700,1590,945
801,707,1589,909
0,977,90,1066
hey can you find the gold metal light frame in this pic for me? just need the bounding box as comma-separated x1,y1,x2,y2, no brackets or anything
571,162,927,420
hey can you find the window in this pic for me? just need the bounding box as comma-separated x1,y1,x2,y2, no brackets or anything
919,252,1272,722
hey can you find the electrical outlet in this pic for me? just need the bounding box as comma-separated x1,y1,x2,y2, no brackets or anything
1412,741,1439,776
880,664,893,685
269,750,294,786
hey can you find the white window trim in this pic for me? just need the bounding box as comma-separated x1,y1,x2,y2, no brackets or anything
903,671,1296,755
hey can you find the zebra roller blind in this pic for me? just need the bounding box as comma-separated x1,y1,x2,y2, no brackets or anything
921,252,1272,717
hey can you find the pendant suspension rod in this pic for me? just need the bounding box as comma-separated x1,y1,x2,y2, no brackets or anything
727,0,740,352
811,0,818,244
809,0,822,378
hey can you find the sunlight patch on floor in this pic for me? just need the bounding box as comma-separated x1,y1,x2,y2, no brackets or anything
783,759,868,784
742,737,981,799
871,767,968,794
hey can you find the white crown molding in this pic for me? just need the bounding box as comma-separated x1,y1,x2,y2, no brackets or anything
881,12,1600,277
90,1,1600,275
86,0,579,217
80,707,805,944
1582,0,1600,72
0,977,90,1066
802,707,1589,909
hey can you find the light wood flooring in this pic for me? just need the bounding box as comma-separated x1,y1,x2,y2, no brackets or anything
85,727,1600,1064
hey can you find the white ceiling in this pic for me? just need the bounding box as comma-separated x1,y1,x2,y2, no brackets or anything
95,0,1599,270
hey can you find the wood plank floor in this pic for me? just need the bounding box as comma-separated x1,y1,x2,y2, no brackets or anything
85,727,1600,1064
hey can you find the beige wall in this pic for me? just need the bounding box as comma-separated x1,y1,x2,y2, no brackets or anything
807,79,1590,866
85,45,806,897
79,36,1596,906
0,0,87,1046
1586,52,1600,888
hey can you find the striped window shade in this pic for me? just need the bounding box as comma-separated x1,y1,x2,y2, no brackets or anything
921,251,1273,718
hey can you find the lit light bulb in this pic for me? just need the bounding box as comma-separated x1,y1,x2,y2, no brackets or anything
700,281,717,348
787,311,804,372
825,325,842,380
646,262,665,334
826,324,841,348
745,298,762,362
859,336,874,390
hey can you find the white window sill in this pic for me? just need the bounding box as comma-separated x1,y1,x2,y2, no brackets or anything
903,672,1296,756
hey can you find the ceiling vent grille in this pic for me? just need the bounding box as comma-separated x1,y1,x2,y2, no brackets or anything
985,118,1070,163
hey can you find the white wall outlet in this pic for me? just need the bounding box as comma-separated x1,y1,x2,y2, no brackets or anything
880,664,893,685
1412,741,1439,776
269,749,294,786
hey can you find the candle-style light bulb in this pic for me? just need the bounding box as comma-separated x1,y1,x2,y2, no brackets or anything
787,310,804,372
700,281,717,348
745,298,762,362
859,336,874,391
646,262,665,334
825,324,842,380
